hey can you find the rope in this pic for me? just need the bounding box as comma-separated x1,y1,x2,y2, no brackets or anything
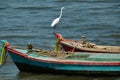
0,40,9,69
0,54,7,69
71,41,81,52
0,64,4,69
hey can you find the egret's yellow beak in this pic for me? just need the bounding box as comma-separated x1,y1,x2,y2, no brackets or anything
63,7,66,9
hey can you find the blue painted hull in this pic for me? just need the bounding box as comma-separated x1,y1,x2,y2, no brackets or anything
7,48,120,75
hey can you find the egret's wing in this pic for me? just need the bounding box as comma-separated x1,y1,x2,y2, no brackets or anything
51,18,60,27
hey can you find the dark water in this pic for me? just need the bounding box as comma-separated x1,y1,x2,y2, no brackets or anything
0,0,120,80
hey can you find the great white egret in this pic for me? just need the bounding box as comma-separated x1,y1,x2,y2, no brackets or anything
51,7,65,28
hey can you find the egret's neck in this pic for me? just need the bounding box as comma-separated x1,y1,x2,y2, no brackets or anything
59,8,63,18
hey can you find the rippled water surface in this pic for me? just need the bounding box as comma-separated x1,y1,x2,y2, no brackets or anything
0,0,120,80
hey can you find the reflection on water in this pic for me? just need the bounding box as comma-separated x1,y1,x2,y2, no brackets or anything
0,0,120,80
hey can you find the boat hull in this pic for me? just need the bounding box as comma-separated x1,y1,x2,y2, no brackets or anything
54,33,120,53
60,41,101,53
7,48,120,75
61,42,86,52
14,62,120,75
60,41,120,53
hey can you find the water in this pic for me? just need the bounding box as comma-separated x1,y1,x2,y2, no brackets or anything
0,0,120,80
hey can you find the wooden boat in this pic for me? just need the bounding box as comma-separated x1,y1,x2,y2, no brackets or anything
1,40,120,75
54,33,120,53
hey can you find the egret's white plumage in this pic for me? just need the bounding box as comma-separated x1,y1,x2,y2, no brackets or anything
51,7,64,27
